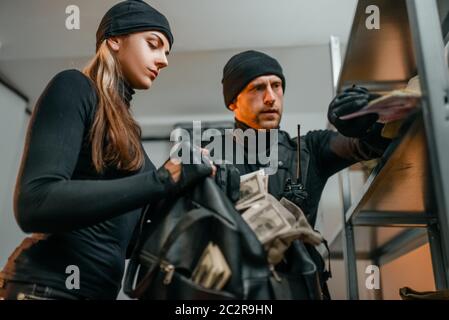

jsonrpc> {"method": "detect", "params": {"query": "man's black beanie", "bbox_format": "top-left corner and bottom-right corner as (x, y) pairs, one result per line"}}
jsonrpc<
(221, 50), (286, 108)
(96, 0), (174, 51)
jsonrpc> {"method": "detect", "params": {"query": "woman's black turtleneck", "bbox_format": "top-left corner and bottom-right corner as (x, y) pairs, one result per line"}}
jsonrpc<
(118, 77), (135, 107)
(0, 69), (167, 299)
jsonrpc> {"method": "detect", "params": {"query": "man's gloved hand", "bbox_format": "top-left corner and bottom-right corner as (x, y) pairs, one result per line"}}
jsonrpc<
(157, 142), (214, 195)
(328, 86), (381, 138)
(215, 164), (241, 203)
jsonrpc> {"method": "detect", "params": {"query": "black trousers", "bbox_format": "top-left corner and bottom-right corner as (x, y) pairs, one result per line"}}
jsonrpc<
(0, 278), (85, 300)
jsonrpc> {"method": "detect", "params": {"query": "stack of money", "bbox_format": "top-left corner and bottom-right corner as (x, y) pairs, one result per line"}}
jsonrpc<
(236, 170), (323, 265)
(192, 242), (231, 290)
(339, 75), (422, 124)
(235, 169), (268, 211)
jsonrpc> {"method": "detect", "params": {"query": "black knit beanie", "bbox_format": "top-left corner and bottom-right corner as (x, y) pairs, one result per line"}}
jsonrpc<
(221, 50), (286, 108)
(96, 0), (174, 51)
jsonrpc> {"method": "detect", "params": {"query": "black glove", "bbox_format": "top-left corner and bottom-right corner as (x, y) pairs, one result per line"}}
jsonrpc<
(328, 86), (381, 138)
(157, 142), (213, 195)
(215, 164), (240, 203)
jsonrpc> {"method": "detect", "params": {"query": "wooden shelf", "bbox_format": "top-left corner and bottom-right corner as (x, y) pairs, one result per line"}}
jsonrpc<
(338, 0), (416, 92)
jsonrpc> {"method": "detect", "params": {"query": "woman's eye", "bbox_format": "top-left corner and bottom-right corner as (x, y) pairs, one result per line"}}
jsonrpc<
(147, 41), (158, 49)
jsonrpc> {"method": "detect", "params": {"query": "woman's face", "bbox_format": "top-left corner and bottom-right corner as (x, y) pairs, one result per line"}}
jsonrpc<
(109, 30), (170, 89)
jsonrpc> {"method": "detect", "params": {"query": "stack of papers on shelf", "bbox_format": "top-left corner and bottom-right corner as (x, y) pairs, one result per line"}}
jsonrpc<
(340, 76), (422, 123)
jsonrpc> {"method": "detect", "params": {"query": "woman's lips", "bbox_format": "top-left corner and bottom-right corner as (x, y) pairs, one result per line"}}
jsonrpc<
(148, 69), (158, 80)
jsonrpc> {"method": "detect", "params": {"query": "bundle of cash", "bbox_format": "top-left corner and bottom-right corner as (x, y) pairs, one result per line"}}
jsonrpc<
(241, 194), (322, 246)
(236, 170), (323, 265)
(242, 198), (292, 245)
(235, 169), (268, 211)
(192, 242), (231, 290)
(339, 76), (422, 123)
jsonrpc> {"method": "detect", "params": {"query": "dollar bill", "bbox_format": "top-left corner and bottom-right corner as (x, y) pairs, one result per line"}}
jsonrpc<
(235, 169), (267, 211)
(236, 170), (323, 265)
(241, 200), (291, 244)
(266, 194), (297, 226)
(279, 197), (322, 245)
(192, 242), (232, 290)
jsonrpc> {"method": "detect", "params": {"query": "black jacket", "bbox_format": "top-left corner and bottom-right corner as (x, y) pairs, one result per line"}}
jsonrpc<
(212, 120), (390, 298)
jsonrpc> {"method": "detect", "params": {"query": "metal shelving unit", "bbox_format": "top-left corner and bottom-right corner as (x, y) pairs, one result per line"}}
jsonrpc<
(328, 0), (449, 299)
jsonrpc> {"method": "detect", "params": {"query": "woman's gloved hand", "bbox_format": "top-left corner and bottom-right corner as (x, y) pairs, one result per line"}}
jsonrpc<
(328, 86), (381, 138)
(157, 142), (215, 195)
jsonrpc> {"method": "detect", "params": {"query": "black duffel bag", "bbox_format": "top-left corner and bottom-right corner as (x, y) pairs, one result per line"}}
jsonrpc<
(124, 177), (323, 300)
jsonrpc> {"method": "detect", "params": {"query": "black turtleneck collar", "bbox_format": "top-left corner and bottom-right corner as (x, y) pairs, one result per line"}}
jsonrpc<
(234, 118), (280, 131)
(234, 118), (252, 131)
(118, 78), (135, 106)
(233, 118), (280, 152)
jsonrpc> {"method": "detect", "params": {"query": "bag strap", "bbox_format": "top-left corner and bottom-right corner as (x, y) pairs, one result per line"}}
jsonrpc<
(124, 203), (152, 297)
(159, 208), (211, 257)
(321, 238), (332, 279)
(124, 207), (211, 298)
(124, 254), (158, 298)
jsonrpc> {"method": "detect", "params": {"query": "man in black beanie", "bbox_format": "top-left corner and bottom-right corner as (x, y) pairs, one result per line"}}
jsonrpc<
(216, 50), (392, 299)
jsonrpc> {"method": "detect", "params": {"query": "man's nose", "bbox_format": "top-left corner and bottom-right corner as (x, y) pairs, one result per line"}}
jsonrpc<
(264, 86), (276, 105)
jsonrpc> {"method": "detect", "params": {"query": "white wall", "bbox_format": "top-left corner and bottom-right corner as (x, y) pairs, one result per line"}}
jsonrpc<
(0, 81), (28, 267)
(0, 44), (334, 122)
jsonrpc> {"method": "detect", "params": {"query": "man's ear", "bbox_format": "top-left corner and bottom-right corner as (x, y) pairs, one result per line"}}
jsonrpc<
(228, 101), (237, 112)
(106, 37), (121, 52)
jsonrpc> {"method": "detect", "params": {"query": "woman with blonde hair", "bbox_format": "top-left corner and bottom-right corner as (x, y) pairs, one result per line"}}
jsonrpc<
(0, 0), (213, 300)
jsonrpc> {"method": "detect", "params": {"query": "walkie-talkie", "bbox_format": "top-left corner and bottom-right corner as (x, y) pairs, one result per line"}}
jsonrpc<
(283, 124), (308, 208)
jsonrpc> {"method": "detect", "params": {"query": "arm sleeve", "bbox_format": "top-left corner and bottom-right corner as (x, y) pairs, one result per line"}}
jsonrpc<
(305, 124), (391, 179)
(14, 70), (168, 233)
